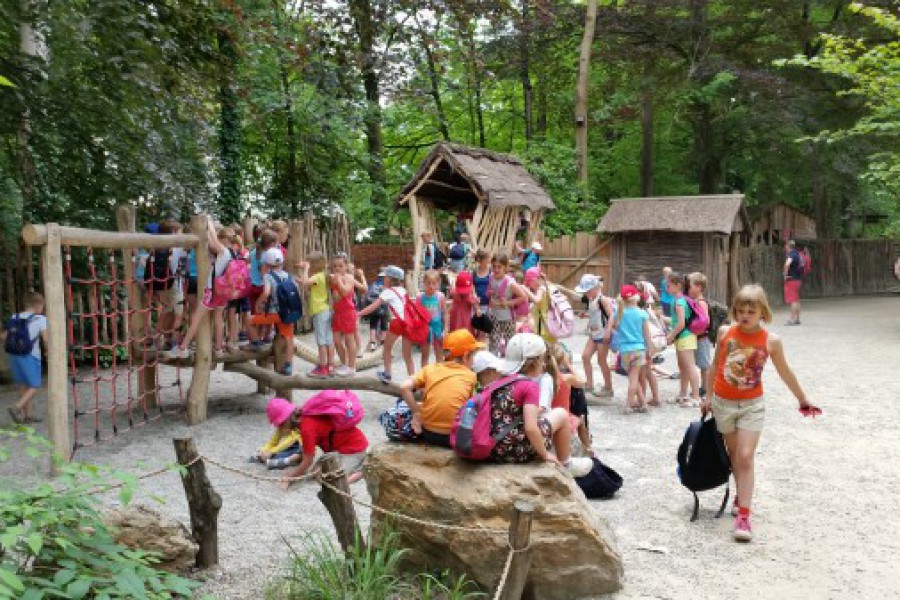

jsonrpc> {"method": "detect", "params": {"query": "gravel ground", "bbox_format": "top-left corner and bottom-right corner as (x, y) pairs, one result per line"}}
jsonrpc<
(2, 296), (898, 599)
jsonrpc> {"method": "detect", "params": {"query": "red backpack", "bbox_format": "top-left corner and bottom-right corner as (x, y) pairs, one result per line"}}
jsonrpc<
(450, 375), (524, 460)
(300, 389), (364, 431)
(798, 248), (812, 277)
(388, 288), (430, 345)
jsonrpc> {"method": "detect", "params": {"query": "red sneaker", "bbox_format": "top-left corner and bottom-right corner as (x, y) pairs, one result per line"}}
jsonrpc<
(308, 366), (329, 379)
(733, 514), (753, 542)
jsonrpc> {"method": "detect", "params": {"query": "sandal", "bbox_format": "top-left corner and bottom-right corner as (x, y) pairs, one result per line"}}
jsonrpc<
(677, 398), (700, 408)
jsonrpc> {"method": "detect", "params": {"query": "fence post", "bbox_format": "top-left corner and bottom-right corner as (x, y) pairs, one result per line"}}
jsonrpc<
(42, 224), (70, 470)
(173, 437), (221, 568)
(187, 215), (212, 424)
(317, 452), (364, 555)
(496, 500), (535, 600)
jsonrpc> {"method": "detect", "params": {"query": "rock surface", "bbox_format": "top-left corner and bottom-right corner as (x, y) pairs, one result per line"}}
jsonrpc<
(365, 444), (623, 599)
(104, 504), (198, 573)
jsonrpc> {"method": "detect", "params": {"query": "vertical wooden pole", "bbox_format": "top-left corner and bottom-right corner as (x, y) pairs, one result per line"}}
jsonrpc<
(173, 438), (221, 568)
(187, 215), (212, 424)
(42, 224), (70, 468)
(23, 237), (34, 292)
(241, 216), (256, 247)
(729, 234), (741, 302)
(317, 452), (364, 555)
(496, 500), (535, 600)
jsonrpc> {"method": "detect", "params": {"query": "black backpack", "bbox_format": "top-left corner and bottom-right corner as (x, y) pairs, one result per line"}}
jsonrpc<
(574, 457), (623, 499)
(677, 415), (731, 521)
(706, 300), (729, 345)
(4, 314), (37, 356)
(449, 243), (466, 260)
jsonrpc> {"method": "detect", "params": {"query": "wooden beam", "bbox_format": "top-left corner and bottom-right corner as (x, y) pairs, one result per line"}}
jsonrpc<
(416, 179), (475, 196)
(397, 157), (445, 207)
(43, 224), (69, 469)
(225, 361), (402, 396)
(557, 238), (612, 285)
(22, 224), (200, 249)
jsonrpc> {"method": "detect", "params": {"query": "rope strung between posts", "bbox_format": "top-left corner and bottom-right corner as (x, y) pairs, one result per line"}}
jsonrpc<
(491, 541), (532, 600)
(89, 454), (204, 494)
(201, 455), (318, 484)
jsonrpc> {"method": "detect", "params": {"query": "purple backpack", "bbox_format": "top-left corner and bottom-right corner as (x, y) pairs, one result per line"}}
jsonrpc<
(450, 374), (524, 460)
(301, 389), (364, 431)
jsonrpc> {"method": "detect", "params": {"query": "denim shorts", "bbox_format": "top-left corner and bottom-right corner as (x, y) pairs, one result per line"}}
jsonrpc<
(9, 354), (42, 389)
(695, 336), (712, 370)
(312, 310), (334, 347)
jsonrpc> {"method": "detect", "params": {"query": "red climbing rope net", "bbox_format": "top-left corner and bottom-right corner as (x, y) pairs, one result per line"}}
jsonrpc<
(64, 245), (186, 457)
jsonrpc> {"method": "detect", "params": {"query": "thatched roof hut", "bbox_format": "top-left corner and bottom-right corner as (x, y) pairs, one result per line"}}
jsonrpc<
(398, 143), (555, 290)
(749, 203), (818, 245)
(597, 194), (750, 303)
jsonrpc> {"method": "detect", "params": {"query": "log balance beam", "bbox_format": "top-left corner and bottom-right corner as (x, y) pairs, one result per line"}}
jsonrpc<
(225, 361), (402, 396)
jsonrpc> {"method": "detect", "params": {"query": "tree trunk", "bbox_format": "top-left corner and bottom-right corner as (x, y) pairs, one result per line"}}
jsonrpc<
(217, 24), (242, 223)
(519, 0), (533, 143)
(575, 0), (598, 186)
(415, 16), (450, 141)
(17, 0), (46, 224)
(272, 0), (299, 216)
(639, 85), (654, 197)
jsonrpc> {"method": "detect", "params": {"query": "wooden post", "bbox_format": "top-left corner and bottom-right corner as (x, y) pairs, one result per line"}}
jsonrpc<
(317, 452), (364, 555)
(187, 215), (212, 424)
(241, 216), (256, 246)
(116, 206), (159, 408)
(42, 224), (70, 468)
(173, 438), (221, 568)
(729, 234), (741, 301)
(496, 500), (534, 600)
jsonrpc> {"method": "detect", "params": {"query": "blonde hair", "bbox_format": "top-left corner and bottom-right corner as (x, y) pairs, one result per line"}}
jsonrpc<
(730, 284), (773, 323)
(308, 251), (326, 269)
(272, 220), (288, 233)
(422, 269), (440, 284)
(217, 226), (234, 242)
(492, 252), (510, 267)
(688, 272), (707, 292)
(24, 291), (44, 309)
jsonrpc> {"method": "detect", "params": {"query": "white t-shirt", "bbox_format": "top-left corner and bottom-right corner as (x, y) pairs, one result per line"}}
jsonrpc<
(380, 286), (407, 318)
(207, 249), (234, 289)
(11, 312), (47, 360)
(537, 373), (554, 411)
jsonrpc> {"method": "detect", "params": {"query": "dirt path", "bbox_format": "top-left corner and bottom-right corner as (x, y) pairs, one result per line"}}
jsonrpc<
(1, 296), (898, 599)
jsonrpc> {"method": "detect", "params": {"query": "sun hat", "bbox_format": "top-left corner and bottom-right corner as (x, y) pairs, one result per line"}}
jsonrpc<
(531, 241), (543, 251)
(444, 329), (485, 358)
(524, 267), (543, 282)
(379, 265), (405, 280)
(471, 351), (502, 374)
(498, 333), (547, 375)
(574, 274), (602, 294)
(455, 271), (474, 295)
(266, 397), (296, 427)
(262, 248), (284, 266)
(620, 284), (640, 300)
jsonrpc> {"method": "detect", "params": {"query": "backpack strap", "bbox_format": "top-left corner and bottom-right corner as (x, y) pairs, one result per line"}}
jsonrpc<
(716, 486), (730, 520)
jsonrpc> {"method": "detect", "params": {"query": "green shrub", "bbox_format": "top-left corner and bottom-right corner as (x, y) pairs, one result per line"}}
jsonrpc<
(0, 427), (201, 599)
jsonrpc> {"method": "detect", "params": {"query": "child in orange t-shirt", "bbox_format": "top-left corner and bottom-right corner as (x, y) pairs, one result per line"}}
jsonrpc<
(702, 284), (820, 543)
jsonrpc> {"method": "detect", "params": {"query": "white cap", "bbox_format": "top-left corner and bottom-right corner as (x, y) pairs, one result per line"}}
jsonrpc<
(471, 351), (501, 374)
(574, 274), (601, 294)
(498, 333), (547, 375)
(531, 241), (543, 251)
(262, 248), (284, 266)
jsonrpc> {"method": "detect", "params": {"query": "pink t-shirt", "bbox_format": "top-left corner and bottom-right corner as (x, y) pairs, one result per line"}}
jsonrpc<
(511, 378), (540, 408)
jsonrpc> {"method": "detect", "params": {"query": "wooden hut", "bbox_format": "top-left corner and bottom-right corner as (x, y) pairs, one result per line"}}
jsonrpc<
(597, 194), (750, 303)
(750, 203), (818, 245)
(397, 143), (555, 290)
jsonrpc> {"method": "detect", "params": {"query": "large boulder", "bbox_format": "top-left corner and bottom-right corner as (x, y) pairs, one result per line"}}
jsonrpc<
(365, 444), (623, 599)
(104, 505), (198, 573)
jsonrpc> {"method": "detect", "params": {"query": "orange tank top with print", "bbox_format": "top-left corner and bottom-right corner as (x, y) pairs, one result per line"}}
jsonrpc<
(713, 326), (770, 400)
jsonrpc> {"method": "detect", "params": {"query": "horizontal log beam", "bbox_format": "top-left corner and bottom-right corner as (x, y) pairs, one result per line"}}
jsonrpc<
(225, 362), (402, 396)
(22, 224), (200, 249)
(154, 347), (273, 368)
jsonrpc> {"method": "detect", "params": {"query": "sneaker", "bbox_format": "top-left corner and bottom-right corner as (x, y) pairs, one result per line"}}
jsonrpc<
(733, 514), (753, 542)
(248, 454), (263, 464)
(308, 366), (329, 378)
(565, 456), (594, 478)
(281, 363), (293, 376)
(376, 370), (392, 384)
(240, 340), (263, 351)
(267, 456), (294, 470)
(334, 365), (355, 377)
(785, 320), (800, 326)
(164, 347), (190, 360)
(597, 387), (614, 399)
(238, 331), (249, 342)
(7, 407), (25, 425)
(367, 341), (378, 352)
(652, 354), (665, 364)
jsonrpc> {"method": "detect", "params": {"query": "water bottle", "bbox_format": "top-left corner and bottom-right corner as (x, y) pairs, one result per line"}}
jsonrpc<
(456, 400), (477, 456)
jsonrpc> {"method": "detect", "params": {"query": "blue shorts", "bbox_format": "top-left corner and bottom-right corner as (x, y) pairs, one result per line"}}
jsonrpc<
(695, 336), (712, 370)
(427, 320), (444, 344)
(9, 354), (42, 389)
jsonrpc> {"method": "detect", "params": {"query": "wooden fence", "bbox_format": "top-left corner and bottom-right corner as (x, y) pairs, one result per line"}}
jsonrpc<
(534, 232), (611, 288)
(737, 239), (900, 305)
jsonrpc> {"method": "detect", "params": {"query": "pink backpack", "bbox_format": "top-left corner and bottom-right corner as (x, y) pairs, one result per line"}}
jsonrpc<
(300, 389), (364, 431)
(684, 296), (710, 336)
(543, 285), (575, 339)
(212, 251), (252, 303)
(450, 374), (524, 460)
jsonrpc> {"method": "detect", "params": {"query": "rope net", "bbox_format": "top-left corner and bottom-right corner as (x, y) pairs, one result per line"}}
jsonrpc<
(64, 245), (186, 457)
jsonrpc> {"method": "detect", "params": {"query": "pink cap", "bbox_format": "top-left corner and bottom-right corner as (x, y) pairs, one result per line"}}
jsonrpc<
(266, 397), (296, 426)
(524, 267), (542, 281)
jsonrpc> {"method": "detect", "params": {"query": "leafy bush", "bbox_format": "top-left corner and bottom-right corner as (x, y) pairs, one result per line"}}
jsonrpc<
(0, 428), (200, 599)
(267, 530), (484, 600)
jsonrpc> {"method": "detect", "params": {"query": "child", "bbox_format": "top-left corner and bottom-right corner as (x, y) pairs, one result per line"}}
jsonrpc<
(519, 267), (557, 345)
(250, 397), (302, 470)
(659, 266), (674, 318)
(665, 271), (701, 406)
(329, 255), (359, 376)
(167, 221), (231, 358)
(272, 220), (289, 255)
(471, 350), (502, 388)
(357, 265), (415, 384)
(574, 274), (614, 399)
(702, 284), (819, 542)
(225, 231), (251, 352)
(250, 249), (297, 375)
(688, 272), (712, 398)
(347, 261), (367, 358)
(546, 345), (593, 456)
(639, 290), (664, 407)
(364, 266), (388, 352)
(398, 329), (482, 447)
(298, 252), (334, 378)
(448, 271), (481, 336)
(615, 285), (653, 413)
(4, 292), (48, 424)
(487, 253), (525, 356)
(512, 270), (532, 332)
(418, 270), (448, 368)
(243, 228), (278, 350)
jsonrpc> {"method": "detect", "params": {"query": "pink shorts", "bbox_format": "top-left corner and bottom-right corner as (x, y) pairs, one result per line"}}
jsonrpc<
(784, 279), (802, 304)
(202, 287), (228, 310)
(332, 307), (358, 334)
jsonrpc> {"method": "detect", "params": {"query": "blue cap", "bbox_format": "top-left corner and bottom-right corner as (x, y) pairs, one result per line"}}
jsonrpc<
(144, 222), (160, 234)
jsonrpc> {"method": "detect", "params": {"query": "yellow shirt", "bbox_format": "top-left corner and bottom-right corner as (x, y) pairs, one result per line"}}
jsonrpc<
(412, 362), (477, 435)
(259, 429), (301, 455)
(531, 292), (557, 345)
(309, 271), (330, 316)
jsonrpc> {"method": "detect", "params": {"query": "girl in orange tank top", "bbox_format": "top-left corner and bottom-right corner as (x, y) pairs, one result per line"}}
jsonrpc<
(701, 284), (820, 544)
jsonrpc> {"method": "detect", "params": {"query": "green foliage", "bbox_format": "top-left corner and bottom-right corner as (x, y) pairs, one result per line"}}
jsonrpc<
(267, 531), (483, 600)
(0, 428), (200, 599)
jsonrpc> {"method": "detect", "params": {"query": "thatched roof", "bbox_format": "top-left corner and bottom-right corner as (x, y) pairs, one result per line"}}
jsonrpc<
(397, 143), (555, 211)
(597, 195), (749, 234)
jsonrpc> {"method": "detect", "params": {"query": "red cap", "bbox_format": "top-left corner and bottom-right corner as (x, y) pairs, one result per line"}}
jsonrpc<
(455, 271), (474, 295)
(620, 284), (640, 299)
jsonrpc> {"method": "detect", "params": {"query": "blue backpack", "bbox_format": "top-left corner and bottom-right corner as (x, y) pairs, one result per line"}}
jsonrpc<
(272, 272), (303, 324)
(5, 314), (37, 356)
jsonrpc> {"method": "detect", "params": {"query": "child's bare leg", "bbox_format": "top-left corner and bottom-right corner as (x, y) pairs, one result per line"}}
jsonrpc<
(626, 366), (642, 409)
(581, 340), (596, 389)
(15, 386), (38, 417)
(420, 341), (430, 369)
(644, 364), (660, 405)
(682, 351), (700, 399)
(723, 429), (761, 510)
(402, 338), (414, 376)
(381, 332), (397, 376)
(433, 338), (443, 362)
(213, 307), (226, 351)
(326, 345), (335, 369)
(598, 344), (612, 390)
(334, 332), (346, 366)
(179, 303), (208, 350)
(546, 407), (572, 462)
(577, 417), (592, 453)
(345, 332), (358, 371)
(676, 350), (690, 398)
